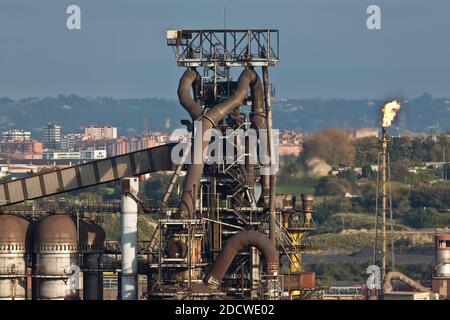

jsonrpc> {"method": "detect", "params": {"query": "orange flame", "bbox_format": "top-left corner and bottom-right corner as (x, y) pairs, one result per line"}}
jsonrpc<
(381, 100), (401, 128)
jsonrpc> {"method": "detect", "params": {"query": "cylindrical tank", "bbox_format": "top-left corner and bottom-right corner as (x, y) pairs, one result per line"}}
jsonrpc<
(0, 215), (29, 300)
(435, 235), (450, 278)
(301, 194), (314, 227)
(433, 235), (450, 300)
(80, 221), (105, 300)
(34, 214), (79, 300)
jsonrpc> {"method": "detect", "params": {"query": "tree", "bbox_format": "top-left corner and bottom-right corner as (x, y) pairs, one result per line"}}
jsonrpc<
(409, 182), (449, 211)
(361, 164), (373, 178)
(389, 160), (411, 183)
(144, 174), (172, 201)
(355, 137), (378, 166)
(444, 163), (450, 181)
(390, 182), (411, 215)
(315, 176), (351, 196)
(337, 170), (358, 184)
(411, 138), (428, 163)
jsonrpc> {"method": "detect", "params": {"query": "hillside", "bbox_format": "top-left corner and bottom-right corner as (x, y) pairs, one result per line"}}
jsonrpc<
(309, 212), (436, 254)
(0, 93), (448, 136)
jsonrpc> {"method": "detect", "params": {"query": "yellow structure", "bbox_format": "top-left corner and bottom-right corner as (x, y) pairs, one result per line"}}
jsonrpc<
(383, 292), (439, 300)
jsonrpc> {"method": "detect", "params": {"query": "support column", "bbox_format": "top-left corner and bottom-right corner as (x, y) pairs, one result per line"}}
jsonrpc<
(120, 177), (139, 300)
(250, 247), (260, 299)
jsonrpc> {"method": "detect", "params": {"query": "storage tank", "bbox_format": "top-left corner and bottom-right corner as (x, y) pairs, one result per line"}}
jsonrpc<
(435, 235), (450, 277)
(0, 215), (30, 300)
(80, 221), (105, 300)
(432, 235), (450, 299)
(34, 214), (79, 300)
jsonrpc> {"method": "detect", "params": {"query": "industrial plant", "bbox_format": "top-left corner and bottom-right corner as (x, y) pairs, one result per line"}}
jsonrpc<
(0, 29), (448, 301)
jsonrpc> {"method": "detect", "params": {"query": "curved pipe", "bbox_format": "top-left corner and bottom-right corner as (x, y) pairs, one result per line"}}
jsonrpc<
(178, 69), (259, 218)
(383, 271), (431, 294)
(178, 69), (204, 120)
(205, 230), (279, 287)
(249, 74), (265, 129)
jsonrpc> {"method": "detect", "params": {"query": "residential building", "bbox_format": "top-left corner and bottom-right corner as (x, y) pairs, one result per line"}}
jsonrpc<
(61, 133), (85, 151)
(85, 125), (118, 140)
(0, 141), (42, 159)
(43, 151), (81, 160)
(2, 129), (31, 142)
(278, 130), (304, 157)
(43, 123), (61, 149)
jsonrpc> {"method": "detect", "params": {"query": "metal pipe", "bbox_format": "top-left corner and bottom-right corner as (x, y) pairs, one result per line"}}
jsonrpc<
(262, 66), (277, 245)
(178, 69), (204, 120)
(383, 271), (430, 294)
(247, 73), (265, 191)
(178, 69), (259, 218)
(205, 230), (279, 287)
(120, 177), (139, 300)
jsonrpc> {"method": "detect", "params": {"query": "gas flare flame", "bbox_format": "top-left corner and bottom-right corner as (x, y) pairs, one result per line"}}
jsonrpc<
(381, 100), (401, 128)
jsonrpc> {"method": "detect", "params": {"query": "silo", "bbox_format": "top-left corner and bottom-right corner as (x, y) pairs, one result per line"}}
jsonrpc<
(433, 235), (450, 300)
(35, 214), (79, 300)
(435, 235), (450, 277)
(80, 221), (105, 300)
(0, 215), (29, 300)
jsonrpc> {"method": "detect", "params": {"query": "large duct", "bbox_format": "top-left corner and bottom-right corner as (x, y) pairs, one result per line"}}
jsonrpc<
(0, 215), (30, 300)
(383, 271), (431, 294)
(205, 230), (279, 287)
(247, 74), (265, 192)
(178, 69), (260, 218)
(178, 69), (204, 120)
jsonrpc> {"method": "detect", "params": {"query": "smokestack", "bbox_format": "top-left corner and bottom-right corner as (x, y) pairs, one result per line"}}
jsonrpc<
(379, 128), (389, 280)
(120, 178), (139, 300)
(375, 100), (401, 280)
(301, 194), (314, 228)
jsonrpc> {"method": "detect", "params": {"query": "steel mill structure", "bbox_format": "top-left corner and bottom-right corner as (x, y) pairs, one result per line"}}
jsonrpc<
(0, 30), (447, 301)
(0, 29), (320, 300)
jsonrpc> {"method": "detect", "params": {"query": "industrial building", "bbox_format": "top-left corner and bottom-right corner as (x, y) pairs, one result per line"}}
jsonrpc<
(0, 29), (447, 301)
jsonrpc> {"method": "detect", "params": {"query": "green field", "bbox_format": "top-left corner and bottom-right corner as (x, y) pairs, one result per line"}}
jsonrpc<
(276, 176), (320, 196)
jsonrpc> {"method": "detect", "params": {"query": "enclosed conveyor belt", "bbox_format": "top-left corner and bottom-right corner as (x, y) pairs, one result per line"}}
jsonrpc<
(0, 143), (176, 207)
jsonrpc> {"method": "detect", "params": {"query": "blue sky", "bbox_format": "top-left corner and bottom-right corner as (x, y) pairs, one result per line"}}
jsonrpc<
(1, 0), (449, 99)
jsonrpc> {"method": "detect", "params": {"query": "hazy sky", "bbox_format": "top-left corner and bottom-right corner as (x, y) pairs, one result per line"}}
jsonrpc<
(1, 0), (450, 99)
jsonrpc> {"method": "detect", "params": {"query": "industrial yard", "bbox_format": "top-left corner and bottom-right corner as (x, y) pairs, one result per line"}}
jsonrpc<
(0, 2), (449, 312)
